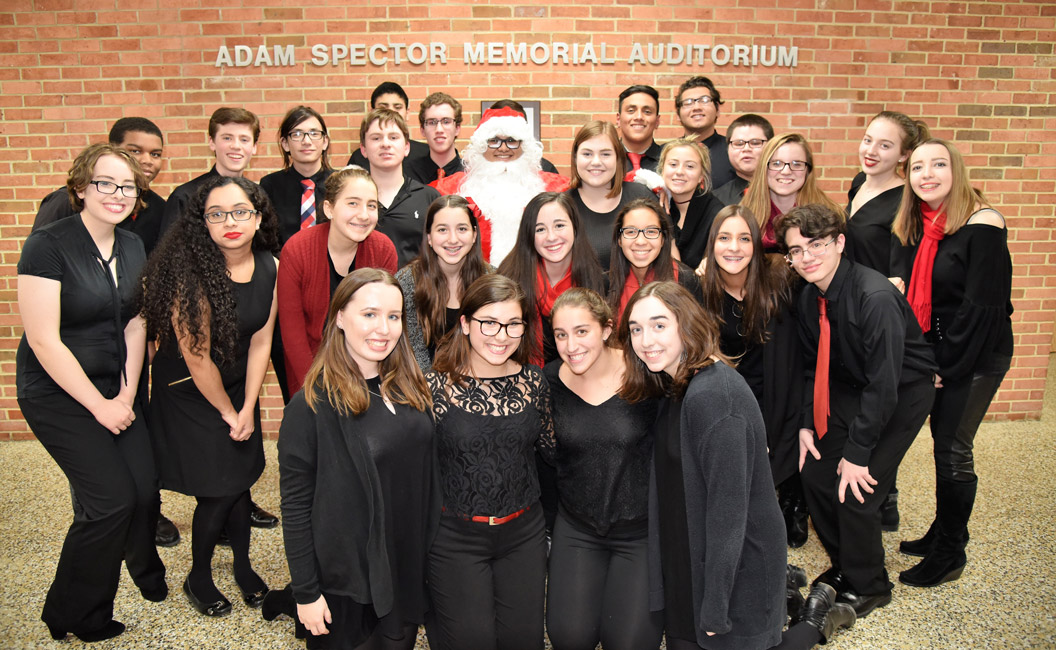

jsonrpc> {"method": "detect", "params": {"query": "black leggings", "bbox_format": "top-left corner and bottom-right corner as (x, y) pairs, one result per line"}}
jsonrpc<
(546, 510), (662, 650)
(188, 490), (264, 600)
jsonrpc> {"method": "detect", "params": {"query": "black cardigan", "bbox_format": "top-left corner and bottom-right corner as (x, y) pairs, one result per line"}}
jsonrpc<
(278, 389), (441, 610)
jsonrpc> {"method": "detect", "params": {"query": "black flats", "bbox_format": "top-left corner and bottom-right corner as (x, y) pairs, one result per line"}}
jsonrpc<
(241, 587), (269, 609)
(183, 578), (232, 617)
(47, 620), (125, 643)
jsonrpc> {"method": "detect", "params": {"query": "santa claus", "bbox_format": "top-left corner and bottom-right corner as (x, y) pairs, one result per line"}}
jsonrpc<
(433, 106), (569, 263)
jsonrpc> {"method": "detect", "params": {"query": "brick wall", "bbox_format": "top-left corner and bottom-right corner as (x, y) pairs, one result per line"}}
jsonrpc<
(1, 0), (1053, 439)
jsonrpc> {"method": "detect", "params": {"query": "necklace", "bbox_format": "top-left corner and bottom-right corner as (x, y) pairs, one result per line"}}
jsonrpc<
(367, 388), (396, 415)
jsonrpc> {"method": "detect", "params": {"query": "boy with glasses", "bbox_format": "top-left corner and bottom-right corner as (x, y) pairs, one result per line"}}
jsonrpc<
(714, 114), (774, 206)
(777, 204), (937, 620)
(407, 92), (465, 185)
(675, 76), (735, 188)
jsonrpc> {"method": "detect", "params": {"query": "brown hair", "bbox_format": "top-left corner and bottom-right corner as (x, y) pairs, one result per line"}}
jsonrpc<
(607, 199), (676, 307)
(359, 108), (410, 145)
(658, 138), (712, 194)
(419, 92), (463, 127)
(411, 195), (489, 348)
(569, 120), (626, 199)
(208, 107), (260, 142)
(618, 281), (729, 401)
(321, 168), (378, 225)
(699, 204), (790, 344)
(774, 203), (847, 252)
(278, 105), (331, 171)
(870, 111), (930, 157)
(740, 133), (844, 231)
(892, 138), (990, 245)
(432, 274), (531, 386)
(66, 143), (147, 214)
(303, 268), (431, 415)
(550, 287), (614, 346)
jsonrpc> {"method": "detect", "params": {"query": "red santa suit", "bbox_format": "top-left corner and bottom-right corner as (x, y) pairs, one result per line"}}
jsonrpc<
(433, 106), (569, 264)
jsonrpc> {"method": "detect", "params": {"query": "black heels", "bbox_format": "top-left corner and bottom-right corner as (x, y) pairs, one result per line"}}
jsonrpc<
(183, 578), (232, 617)
(47, 620), (125, 643)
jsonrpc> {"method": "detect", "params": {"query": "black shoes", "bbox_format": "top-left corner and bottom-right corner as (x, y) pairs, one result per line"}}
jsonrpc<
(139, 580), (169, 603)
(779, 481), (810, 548)
(47, 620), (125, 643)
(155, 513), (180, 547)
(899, 521), (937, 557)
(786, 565), (808, 620)
(880, 490), (900, 532)
(241, 586), (269, 609)
(812, 568), (890, 618)
(796, 583), (856, 644)
(183, 578), (233, 617)
(262, 584), (297, 621)
(250, 501), (279, 528)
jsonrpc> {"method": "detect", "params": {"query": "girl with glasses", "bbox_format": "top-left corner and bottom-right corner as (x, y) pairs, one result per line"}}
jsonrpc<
(278, 268), (438, 650)
(139, 175), (280, 618)
(891, 139), (1013, 588)
(17, 144), (165, 642)
(741, 134), (843, 254)
(565, 121), (659, 272)
(397, 195), (491, 372)
(608, 198), (702, 323)
(425, 274), (555, 650)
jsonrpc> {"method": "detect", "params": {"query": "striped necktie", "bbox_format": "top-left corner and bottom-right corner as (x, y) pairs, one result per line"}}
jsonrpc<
(300, 179), (316, 230)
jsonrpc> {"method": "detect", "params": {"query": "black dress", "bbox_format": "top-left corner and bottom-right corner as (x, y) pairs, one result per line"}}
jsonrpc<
(568, 183), (657, 272)
(151, 249), (275, 497)
(845, 171), (903, 276)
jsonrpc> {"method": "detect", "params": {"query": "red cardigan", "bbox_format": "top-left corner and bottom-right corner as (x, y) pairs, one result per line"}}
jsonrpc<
(277, 222), (398, 395)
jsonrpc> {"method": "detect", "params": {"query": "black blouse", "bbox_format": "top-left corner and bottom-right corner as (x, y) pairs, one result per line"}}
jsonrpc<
(845, 172), (903, 276)
(427, 366), (555, 517)
(717, 292), (765, 402)
(543, 361), (656, 537)
(670, 191), (725, 271)
(568, 183), (658, 272)
(260, 166), (334, 247)
(16, 215), (146, 399)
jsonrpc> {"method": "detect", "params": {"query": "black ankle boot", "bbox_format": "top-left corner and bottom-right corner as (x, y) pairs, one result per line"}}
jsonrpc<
(900, 478), (976, 588)
(796, 583), (856, 644)
(779, 480), (809, 548)
(880, 489), (900, 532)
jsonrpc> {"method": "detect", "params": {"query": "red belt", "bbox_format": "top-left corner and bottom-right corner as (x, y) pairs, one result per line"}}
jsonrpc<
(446, 505), (530, 526)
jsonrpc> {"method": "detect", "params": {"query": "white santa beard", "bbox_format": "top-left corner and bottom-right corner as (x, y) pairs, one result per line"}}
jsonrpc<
(460, 156), (546, 264)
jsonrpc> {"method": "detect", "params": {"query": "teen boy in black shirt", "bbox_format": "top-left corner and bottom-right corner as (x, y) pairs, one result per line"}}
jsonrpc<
(406, 92), (465, 185)
(347, 81), (429, 169)
(777, 204), (937, 619)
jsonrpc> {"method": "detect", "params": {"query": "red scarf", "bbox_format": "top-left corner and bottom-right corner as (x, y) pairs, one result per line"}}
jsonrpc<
(906, 201), (947, 333)
(615, 261), (680, 323)
(532, 263), (573, 366)
(762, 200), (786, 250)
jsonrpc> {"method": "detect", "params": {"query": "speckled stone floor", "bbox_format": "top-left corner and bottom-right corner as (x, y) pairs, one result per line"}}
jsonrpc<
(2, 359), (1055, 649)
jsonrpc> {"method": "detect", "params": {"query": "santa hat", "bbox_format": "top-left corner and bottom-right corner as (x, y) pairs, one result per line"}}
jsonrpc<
(471, 106), (535, 145)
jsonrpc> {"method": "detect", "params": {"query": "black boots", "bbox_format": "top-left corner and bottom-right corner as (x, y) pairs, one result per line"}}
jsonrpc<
(779, 478), (809, 548)
(899, 520), (937, 557)
(786, 564), (808, 620)
(795, 583), (856, 645)
(899, 478), (976, 587)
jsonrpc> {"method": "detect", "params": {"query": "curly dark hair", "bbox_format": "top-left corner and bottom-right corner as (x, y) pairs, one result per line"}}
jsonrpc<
(138, 176), (280, 366)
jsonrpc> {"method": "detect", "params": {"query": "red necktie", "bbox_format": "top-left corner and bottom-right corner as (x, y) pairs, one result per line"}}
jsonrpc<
(300, 179), (316, 230)
(814, 297), (830, 439)
(627, 152), (643, 171)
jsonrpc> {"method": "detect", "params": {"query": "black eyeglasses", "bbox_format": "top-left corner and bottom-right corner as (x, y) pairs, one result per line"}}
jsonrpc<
(486, 137), (521, 150)
(424, 118), (458, 128)
(730, 138), (768, 149)
(88, 180), (140, 198)
(288, 130), (326, 142)
(204, 209), (259, 224)
(471, 318), (526, 338)
(768, 160), (810, 172)
(620, 226), (663, 240)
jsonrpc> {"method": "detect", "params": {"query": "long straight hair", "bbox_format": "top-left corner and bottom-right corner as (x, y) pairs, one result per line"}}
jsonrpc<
(303, 268), (430, 415)
(432, 274), (532, 386)
(740, 133), (844, 231)
(411, 195), (489, 348)
(497, 192), (606, 361)
(699, 205), (790, 345)
(568, 120), (626, 199)
(607, 198), (675, 307)
(892, 138), (990, 245)
(618, 281), (729, 402)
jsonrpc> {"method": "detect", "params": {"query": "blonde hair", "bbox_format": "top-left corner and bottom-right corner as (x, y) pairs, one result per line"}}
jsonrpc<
(740, 133), (844, 231)
(658, 138), (712, 193)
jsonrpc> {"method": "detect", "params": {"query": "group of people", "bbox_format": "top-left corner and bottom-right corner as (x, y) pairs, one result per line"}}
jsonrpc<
(16, 75), (1013, 650)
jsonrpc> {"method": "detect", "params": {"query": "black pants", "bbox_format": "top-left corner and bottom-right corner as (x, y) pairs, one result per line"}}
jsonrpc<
(426, 505), (546, 650)
(20, 393), (165, 634)
(546, 510), (662, 650)
(800, 378), (934, 595)
(665, 623), (820, 650)
(930, 364), (1009, 483)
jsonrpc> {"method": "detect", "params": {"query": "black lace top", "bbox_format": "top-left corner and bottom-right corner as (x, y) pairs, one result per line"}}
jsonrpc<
(427, 365), (556, 517)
